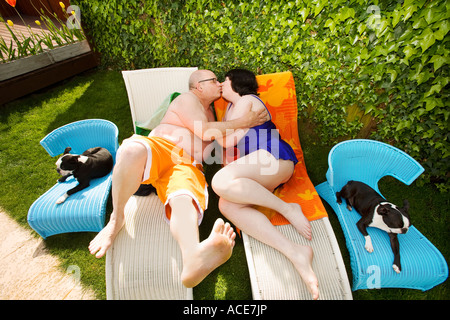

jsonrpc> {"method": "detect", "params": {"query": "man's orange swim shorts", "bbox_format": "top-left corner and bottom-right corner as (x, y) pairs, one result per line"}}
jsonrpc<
(119, 135), (208, 225)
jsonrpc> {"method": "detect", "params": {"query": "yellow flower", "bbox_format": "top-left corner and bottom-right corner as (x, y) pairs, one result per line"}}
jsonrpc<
(71, 10), (75, 16)
(35, 20), (41, 26)
(59, 2), (65, 9)
(7, 20), (13, 27)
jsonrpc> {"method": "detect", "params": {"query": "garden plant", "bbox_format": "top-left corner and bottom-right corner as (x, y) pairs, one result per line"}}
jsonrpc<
(0, 0), (86, 62)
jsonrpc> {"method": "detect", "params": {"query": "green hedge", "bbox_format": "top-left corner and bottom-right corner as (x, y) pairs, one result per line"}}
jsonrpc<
(74, 0), (449, 189)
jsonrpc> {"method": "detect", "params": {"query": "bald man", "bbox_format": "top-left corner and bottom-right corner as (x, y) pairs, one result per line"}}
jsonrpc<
(89, 70), (266, 288)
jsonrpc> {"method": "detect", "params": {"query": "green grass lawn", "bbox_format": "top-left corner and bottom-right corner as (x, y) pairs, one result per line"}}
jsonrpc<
(0, 69), (448, 300)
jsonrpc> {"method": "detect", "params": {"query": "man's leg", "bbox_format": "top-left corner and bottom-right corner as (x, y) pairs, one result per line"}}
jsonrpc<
(168, 195), (235, 288)
(89, 142), (148, 258)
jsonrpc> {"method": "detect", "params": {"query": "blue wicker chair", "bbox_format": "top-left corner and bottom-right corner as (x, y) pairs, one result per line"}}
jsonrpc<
(28, 119), (119, 239)
(315, 139), (448, 291)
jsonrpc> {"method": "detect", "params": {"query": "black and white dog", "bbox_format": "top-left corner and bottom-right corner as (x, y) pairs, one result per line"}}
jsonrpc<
(336, 180), (410, 273)
(55, 147), (113, 204)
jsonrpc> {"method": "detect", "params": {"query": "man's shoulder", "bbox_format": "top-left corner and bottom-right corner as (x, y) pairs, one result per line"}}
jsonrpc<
(172, 91), (198, 104)
(170, 92), (202, 112)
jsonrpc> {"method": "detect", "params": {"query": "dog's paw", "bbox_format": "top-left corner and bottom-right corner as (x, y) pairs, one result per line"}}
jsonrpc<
(364, 236), (374, 253)
(56, 194), (68, 204)
(392, 264), (401, 274)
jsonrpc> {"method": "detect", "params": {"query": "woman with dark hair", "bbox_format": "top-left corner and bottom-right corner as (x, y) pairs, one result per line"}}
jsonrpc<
(212, 69), (319, 300)
(223, 68), (259, 96)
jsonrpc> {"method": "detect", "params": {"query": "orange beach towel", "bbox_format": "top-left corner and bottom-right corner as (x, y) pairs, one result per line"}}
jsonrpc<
(214, 71), (328, 225)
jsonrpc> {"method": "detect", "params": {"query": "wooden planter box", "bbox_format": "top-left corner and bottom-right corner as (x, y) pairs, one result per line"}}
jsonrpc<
(0, 40), (98, 105)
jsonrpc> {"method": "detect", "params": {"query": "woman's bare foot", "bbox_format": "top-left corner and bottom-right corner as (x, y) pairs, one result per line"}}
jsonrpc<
(89, 214), (124, 258)
(282, 203), (312, 240)
(290, 244), (319, 300)
(181, 218), (236, 288)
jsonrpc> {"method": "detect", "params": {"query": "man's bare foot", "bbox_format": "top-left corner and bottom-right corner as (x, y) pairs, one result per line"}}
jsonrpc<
(283, 203), (312, 240)
(291, 244), (319, 300)
(181, 218), (236, 288)
(89, 216), (124, 258)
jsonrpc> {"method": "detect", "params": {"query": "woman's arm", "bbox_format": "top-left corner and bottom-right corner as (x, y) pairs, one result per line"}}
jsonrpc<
(216, 98), (254, 148)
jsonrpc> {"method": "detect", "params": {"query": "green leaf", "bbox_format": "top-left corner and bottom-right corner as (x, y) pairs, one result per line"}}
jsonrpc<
(429, 55), (448, 71)
(337, 7), (355, 22)
(422, 8), (435, 25)
(375, 19), (390, 37)
(403, 0), (416, 8)
(298, 8), (310, 23)
(423, 129), (435, 139)
(396, 120), (410, 131)
(420, 28), (436, 53)
(324, 19), (336, 32)
(403, 4), (418, 22)
(417, 69), (433, 85)
(433, 20), (449, 41)
(422, 7), (444, 25)
(387, 69), (398, 82)
(403, 45), (417, 59)
(391, 10), (402, 28)
(314, 1), (326, 17)
(412, 17), (428, 29)
(398, 25), (414, 41)
(423, 97), (443, 111)
(424, 83), (442, 98)
(373, 45), (389, 57)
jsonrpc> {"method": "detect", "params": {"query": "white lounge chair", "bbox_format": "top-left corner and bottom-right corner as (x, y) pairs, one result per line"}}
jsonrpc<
(214, 71), (353, 300)
(105, 67), (197, 300)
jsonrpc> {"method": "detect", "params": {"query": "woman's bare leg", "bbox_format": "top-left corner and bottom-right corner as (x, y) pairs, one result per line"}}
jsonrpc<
(212, 150), (311, 240)
(212, 150), (318, 299)
(218, 199), (319, 300)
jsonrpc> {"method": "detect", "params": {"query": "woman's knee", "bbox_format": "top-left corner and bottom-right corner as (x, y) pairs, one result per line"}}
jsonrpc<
(211, 169), (234, 196)
(218, 198), (239, 218)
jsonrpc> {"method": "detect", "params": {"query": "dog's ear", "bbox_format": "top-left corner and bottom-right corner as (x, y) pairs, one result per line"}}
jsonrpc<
(63, 147), (72, 154)
(378, 206), (389, 216)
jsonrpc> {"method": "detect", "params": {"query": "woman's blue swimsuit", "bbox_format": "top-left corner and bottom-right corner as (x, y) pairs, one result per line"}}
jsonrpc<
(229, 95), (298, 165)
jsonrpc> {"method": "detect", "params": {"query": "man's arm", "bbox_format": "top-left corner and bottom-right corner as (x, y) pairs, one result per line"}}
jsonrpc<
(174, 94), (267, 141)
(202, 107), (266, 141)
